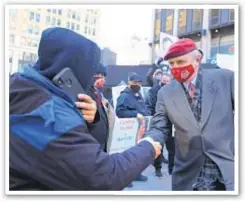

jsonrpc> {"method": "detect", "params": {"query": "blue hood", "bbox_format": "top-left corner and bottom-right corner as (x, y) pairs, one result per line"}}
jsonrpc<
(33, 27), (101, 90)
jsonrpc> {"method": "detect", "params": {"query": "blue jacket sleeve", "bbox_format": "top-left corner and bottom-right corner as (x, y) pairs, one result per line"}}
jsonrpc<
(115, 94), (138, 118)
(33, 125), (155, 190)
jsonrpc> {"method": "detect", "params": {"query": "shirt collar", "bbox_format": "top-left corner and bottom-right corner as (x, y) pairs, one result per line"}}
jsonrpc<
(183, 72), (197, 89)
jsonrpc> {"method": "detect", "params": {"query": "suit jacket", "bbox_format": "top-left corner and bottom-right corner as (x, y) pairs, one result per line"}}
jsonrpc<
(87, 87), (116, 152)
(87, 88), (109, 151)
(148, 68), (234, 190)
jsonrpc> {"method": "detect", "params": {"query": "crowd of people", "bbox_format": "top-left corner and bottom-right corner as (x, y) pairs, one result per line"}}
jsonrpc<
(9, 27), (234, 191)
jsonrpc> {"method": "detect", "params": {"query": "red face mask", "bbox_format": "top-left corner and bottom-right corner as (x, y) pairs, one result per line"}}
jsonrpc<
(170, 64), (195, 82)
(95, 79), (105, 88)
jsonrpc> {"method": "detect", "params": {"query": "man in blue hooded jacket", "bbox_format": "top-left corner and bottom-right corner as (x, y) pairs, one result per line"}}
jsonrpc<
(9, 27), (162, 190)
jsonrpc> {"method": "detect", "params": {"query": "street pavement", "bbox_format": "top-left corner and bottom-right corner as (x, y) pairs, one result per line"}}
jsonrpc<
(123, 148), (172, 191)
(123, 163), (172, 191)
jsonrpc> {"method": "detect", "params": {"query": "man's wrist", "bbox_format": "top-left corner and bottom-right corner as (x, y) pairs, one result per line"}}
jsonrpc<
(138, 137), (155, 145)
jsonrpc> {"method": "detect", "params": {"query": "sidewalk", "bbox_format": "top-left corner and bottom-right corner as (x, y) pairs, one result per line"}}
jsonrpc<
(123, 163), (172, 191)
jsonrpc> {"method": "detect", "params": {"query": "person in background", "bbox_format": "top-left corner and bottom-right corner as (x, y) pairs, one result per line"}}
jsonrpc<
(145, 71), (175, 177)
(145, 38), (234, 190)
(116, 72), (151, 183)
(78, 64), (115, 153)
(116, 72), (150, 120)
(146, 58), (163, 87)
(9, 27), (162, 190)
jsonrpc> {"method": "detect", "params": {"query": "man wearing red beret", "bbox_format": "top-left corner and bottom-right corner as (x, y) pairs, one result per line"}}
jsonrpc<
(146, 38), (234, 191)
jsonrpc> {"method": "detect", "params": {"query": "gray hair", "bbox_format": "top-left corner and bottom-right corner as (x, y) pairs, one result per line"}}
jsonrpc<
(190, 49), (200, 57)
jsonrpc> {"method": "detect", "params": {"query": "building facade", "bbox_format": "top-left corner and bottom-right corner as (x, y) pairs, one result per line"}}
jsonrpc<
(101, 48), (117, 66)
(150, 9), (234, 63)
(8, 8), (101, 74)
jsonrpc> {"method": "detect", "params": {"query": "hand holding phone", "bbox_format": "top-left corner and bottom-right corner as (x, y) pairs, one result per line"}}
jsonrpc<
(75, 94), (97, 124)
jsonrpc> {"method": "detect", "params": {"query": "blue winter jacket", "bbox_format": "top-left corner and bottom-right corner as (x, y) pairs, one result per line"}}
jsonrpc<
(9, 27), (155, 190)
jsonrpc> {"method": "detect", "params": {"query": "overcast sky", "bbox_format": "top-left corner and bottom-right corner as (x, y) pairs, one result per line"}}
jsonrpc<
(97, 6), (153, 64)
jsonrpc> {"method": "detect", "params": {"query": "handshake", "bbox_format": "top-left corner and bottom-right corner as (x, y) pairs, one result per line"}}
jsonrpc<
(138, 137), (162, 159)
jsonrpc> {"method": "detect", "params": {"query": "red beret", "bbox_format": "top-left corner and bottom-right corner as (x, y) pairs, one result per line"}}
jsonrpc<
(163, 38), (197, 60)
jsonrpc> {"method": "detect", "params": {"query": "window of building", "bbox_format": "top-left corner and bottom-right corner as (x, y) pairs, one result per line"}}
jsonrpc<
(155, 19), (161, 37)
(30, 12), (35, 20)
(20, 36), (27, 46)
(76, 24), (80, 31)
(229, 9), (234, 22)
(10, 9), (18, 17)
(21, 52), (25, 60)
(23, 10), (29, 20)
(21, 24), (28, 33)
(27, 38), (32, 47)
(93, 18), (96, 24)
(193, 9), (202, 31)
(18, 52), (24, 60)
(85, 15), (89, 23)
(67, 10), (71, 18)
(30, 53), (38, 62)
(155, 9), (161, 20)
(46, 16), (51, 24)
(72, 12), (76, 19)
(67, 22), (70, 28)
(71, 23), (75, 30)
(92, 28), (95, 36)
(34, 26), (39, 35)
(210, 9), (220, 26)
(9, 50), (13, 61)
(28, 24), (33, 34)
(77, 13), (80, 21)
(220, 35), (234, 45)
(10, 9), (18, 21)
(58, 9), (62, 15)
(23, 52), (32, 61)
(85, 26), (87, 34)
(47, 9), (51, 12)
(36, 13), (40, 22)
(165, 9), (174, 33)
(9, 34), (15, 44)
(211, 9), (220, 18)
(52, 17), (56, 26)
(10, 21), (17, 31)
(53, 9), (56, 14)
(32, 39), (38, 48)
(178, 9), (187, 34)
(211, 35), (234, 57)
(88, 28), (91, 35)
(57, 19), (61, 26)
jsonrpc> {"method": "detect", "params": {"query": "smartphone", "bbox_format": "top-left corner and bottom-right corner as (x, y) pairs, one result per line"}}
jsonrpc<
(52, 67), (86, 101)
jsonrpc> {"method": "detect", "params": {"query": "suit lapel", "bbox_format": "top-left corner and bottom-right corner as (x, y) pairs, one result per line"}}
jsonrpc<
(171, 81), (198, 127)
(200, 70), (218, 129)
(92, 91), (108, 127)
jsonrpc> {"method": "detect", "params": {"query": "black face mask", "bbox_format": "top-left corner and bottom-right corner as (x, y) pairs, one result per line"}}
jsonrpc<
(130, 85), (141, 93)
(160, 83), (166, 87)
